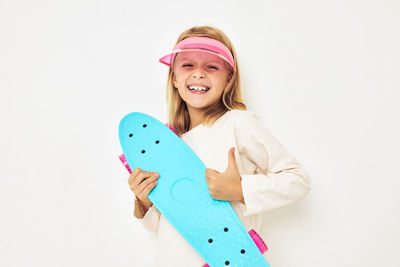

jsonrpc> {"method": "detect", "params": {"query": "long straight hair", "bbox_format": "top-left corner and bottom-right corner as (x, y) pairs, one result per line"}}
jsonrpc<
(165, 25), (247, 136)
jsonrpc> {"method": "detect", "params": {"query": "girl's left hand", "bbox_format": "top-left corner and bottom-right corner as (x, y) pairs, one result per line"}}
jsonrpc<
(205, 147), (244, 202)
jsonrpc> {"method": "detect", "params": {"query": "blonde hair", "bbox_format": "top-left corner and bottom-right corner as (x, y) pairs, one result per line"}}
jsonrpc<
(165, 25), (247, 136)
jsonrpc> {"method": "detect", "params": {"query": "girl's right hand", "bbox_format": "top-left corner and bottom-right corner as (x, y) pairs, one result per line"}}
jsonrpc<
(128, 167), (160, 211)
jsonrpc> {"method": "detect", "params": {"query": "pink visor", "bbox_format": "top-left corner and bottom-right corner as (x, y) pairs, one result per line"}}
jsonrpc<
(159, 36), (236, 73)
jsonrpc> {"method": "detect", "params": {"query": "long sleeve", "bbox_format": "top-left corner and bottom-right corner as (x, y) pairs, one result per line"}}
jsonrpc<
(134, 199), (161, 234)
(233, 111), (311, 216)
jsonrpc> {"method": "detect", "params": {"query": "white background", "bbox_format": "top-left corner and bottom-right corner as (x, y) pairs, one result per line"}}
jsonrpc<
(1, 0), (399, 266)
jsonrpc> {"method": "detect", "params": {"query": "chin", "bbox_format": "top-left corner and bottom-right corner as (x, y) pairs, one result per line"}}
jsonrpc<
(187, 101), (212, 109)
(189, 104), (209, 110)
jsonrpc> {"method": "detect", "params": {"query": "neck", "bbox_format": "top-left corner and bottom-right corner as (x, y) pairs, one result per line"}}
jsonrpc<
(187, 104), (227, 130)
(187, 107), (205, 130)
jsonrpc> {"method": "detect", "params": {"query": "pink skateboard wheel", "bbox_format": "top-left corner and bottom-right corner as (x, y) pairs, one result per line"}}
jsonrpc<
(249, 229), (268, 254)
(165, 122), (179, 136)
(119, 154), (132, 174)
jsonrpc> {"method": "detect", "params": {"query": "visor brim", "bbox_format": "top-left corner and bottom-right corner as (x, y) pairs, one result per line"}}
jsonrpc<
(159, 49), (236, 73)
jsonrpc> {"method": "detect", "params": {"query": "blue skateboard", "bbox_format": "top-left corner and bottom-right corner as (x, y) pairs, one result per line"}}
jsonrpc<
(119, 112), (270, 267)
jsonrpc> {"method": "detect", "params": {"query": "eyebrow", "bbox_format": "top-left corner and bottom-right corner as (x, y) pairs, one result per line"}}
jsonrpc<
(178, 57), (223, 65)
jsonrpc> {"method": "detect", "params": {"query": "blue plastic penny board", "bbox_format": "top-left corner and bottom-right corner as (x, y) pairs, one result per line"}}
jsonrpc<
(119, 112), (270, 267)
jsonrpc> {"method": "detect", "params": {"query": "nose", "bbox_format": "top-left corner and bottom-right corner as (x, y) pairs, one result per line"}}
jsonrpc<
(192, 67), (206, 79)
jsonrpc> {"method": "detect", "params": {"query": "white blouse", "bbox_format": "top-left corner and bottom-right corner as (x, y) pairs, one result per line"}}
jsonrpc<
(136, 109), (311, 267)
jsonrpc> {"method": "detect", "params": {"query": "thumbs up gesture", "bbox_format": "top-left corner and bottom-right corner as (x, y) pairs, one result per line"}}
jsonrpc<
(205, 147), (244, 202)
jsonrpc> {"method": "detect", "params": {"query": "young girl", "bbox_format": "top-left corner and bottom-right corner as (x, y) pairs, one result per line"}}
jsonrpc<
(127, 25), (311, 266)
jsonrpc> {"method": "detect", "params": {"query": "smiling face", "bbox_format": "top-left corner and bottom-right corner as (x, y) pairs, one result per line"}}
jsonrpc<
(172, 51), (232, 116)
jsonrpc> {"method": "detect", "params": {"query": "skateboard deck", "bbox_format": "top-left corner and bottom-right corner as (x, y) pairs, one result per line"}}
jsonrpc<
(119, 112), (270, 267)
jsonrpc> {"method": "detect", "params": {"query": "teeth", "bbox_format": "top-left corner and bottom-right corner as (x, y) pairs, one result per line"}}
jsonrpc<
(188, 86), (209, 92)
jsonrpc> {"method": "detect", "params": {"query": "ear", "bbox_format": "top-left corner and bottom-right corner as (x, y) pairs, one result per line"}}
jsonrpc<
(172, 72), (177, 88)
(226, 73), (233, 86)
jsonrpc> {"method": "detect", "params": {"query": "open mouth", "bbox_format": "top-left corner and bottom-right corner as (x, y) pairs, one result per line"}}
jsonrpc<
(187, 85), (210, 92)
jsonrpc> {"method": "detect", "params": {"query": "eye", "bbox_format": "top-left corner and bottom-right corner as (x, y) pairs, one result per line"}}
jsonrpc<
(208, 65), (219, 70)
(182, 64), (193, 67)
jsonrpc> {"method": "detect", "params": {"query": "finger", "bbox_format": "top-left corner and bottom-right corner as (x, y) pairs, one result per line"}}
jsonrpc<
(227, 147), (237, 171)
(139, 171), (153, 182)
(133, 171), (153, 188)
(141, 180), (158, 199)
(204, 169), (211, 183)
(138, 173), (159, 196)
(154, 171), (160, 179)
(205, 168), (216, 176)
(128, 167), (141, 185)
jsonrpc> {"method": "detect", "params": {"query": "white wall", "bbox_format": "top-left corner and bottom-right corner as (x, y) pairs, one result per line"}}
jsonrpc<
(1, 0), (399, 266)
